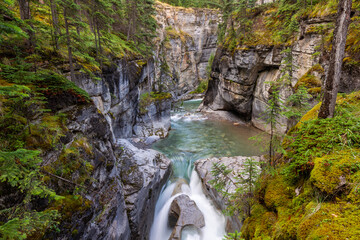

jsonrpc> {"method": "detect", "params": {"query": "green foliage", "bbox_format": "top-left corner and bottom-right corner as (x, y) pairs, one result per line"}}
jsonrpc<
(190, 79), (209, 94)
(284, 85), (311, 120)
(282, 94), (360, 182)
(223, 230), (244, 240)
(0, 0), (27, 44)
(0, 63), (90, 103)
(264, 81), (284, 166)
(241, 92), (360, 240)
(210, 157), (261, 218)
(0, 149), (62, 239)
(139, 91), (172, 114)
(159, 0), (222, 8)
(206, 53), (215, 79)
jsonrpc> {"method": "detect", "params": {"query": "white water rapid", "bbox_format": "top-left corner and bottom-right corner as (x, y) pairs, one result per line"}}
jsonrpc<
(150, 171), (226, 240)
(149, 99), (264, 240)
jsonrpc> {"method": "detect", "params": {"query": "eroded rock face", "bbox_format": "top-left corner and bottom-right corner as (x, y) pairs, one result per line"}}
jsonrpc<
(201, 18), (360, 133)
(134, 99), (172, 139)
(42, 105), (130, 240)
(73, 59), (171, 140)
(155, 2), (220, 96)
(168, 194), (205, 240)
(117, 139), (172, 240)
(43, 104), (171, 240)
(194, 156), (262, 233)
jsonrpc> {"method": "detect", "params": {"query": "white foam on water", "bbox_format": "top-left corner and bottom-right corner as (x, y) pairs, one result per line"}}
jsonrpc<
(188, 170), (226, 240)
(150, 183), (178, 240)
(150, 170), (226, 240)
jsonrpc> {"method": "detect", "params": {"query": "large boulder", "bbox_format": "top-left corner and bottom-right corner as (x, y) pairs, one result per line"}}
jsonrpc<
(168, 194), (205, 240)
(194, 156), (262, 233)
(117, 139), (172, 240)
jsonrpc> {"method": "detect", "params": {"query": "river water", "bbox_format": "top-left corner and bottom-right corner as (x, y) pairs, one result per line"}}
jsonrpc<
(149, 99), (265, 240)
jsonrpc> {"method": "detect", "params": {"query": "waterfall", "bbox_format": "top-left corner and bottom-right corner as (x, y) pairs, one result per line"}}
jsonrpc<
(149, 99), (265, 240)
(150, 171), (225, 240)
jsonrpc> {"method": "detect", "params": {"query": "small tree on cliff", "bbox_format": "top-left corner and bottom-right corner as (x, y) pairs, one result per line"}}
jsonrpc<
(318, 0), (352, 119)
(210, 157), (260, 219)
(265, 81), (283, 166)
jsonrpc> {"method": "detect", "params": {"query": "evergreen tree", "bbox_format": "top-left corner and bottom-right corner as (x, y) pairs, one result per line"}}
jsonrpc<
(210, 157), (261, 219)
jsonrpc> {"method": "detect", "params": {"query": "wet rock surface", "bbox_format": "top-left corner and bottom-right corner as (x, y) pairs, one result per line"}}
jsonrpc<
(134, 99), (172, 139)
(73, 59), (172, 140)
(117, 139), (172, 240)
(168, 194), (205, 240)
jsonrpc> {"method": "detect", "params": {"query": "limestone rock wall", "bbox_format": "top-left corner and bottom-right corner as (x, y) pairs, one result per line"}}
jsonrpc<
(201, 18), (360, 133)
(155, 2), (220, 96)
(73, 58), (171, 140)
(43, 104), (171, 240)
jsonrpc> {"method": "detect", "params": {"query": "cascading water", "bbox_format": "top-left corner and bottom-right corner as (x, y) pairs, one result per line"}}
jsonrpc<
(150, 99), (264, 240)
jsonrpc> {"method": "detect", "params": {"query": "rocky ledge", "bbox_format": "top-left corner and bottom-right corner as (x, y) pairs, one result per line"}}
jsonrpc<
(194, 156), (262, 233)
(43, 104), (171, 240)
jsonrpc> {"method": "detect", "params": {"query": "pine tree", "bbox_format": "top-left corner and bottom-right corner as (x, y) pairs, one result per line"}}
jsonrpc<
(0, 149), (61, 240)
(210, 157), (261, 218)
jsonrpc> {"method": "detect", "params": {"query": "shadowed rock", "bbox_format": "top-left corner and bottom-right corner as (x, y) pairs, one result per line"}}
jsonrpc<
(168, 194), (205, 240)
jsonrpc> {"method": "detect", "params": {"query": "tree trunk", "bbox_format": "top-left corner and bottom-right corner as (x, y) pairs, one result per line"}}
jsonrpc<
(64, 7), (75, 81)
(18, 0), (31, 20)
(50, 0), (60, 50)
(318, 0), (352, 119)
(18, 0), (35, 48)
(96, 22), (103, 69)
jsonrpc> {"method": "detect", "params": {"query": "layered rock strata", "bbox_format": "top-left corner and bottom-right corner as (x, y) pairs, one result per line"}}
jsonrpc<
(73, 59), (171, 140)
(201, 18), (360, 133)
(155, 2), (220, 96)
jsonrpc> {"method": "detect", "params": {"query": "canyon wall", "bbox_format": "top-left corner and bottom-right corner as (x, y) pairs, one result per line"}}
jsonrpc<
(42, 103), (171, 240)
(59, 4), (220, 239)
(201, 18), (360, 133)
(155, 2), (220, 96)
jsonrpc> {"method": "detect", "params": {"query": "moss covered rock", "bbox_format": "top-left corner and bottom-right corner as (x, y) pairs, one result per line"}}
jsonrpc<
(241, 91), (360, 239)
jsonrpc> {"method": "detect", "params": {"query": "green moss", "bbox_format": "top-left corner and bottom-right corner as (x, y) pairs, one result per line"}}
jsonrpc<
(241, 91), (360, 239)
(310, 150), (360, 195)
(298, 202), (360, 240)
(293, 102), (321, 129)
(165, 26), (190, 44)
(241, 204), (268, 239)
(190, 79), (208, 94)
(48, 136), (95, 189)
(295, 64), (324, 96)
(139, 91), (172, 114)
(50, 195), (92, 221)
(264, 176), (293, 209)
(26, 113), (67, 150)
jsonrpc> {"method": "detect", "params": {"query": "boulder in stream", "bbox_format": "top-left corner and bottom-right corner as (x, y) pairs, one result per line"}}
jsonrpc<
(168, 194), (205, 240)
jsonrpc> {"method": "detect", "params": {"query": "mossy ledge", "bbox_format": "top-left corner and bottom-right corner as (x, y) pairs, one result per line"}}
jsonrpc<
(242, 91), (360, 239)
